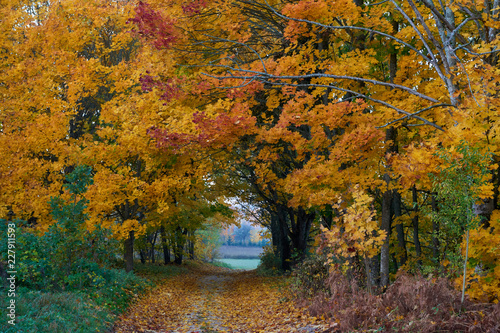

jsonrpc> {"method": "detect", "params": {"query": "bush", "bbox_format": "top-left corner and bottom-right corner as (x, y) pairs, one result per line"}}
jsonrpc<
(289, 253), (330, 302)
(0, 166), (120, 291)
(88, 268), (152, 314)
(0, 268), (151, 333)
(256, 245), (281, 275)
(298, 269), (500, 332)
(2, 221), (119, 291)
(0, 166), (154, 332)
(133, 262), (188, 284)
(0, 289), (114, 333)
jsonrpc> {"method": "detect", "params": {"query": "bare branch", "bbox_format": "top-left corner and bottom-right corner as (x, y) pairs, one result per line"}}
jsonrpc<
(258, 80), (446, 131)
(262, 0), (435, 64)
(202, 69), (441, 103)
(389, 0), (448, 84)
(378, 103), (454, 128)
(419, 0), (471, 48)
(406, 0), (449, 72)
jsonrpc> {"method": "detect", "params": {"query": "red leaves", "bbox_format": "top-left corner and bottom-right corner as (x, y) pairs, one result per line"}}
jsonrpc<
(128, 1), (178, 50)
(139, 73), (181, 103)
(192, 110), (256, 148)
(182, 0), (207, 14)
(148, 107), (256, 152)
(148, 127), (198, 151)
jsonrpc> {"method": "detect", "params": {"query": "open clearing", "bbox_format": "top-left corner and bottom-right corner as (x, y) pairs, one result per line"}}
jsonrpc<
(216, 258), (261, 270)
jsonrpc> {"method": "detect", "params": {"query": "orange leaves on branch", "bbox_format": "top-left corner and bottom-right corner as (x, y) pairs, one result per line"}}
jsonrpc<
(282, 0), (361, 41)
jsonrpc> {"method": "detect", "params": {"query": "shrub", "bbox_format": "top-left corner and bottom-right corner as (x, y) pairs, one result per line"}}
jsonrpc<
(0, 289), (114, 333)
(0, 166), (119, 291)
(256, 245), (281, 275)
(289, 253), (330, 302)
(88, 268), (152, 313)
(0, 166), (154, 331)
(299, 269), (500, 332)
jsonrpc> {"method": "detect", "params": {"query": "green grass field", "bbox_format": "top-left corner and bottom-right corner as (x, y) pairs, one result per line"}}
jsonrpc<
(216, 259), (261, 270)
(217, 245), (263, 259)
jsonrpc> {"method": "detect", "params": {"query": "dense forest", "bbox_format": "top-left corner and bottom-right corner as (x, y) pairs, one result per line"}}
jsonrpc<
(1, 0), (500, 331)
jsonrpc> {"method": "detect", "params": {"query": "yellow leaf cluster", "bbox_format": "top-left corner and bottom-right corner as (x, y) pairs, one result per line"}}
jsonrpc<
(321, 185), (386, 262)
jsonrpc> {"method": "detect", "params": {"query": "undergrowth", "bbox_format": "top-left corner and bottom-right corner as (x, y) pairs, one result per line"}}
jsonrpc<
(0, 167), (183, 332)
(0, 289), (114, 333)
(292, 267), (500, 332)
(256, 245), (281, 276)
(134, 262), (188, 283)
(0, 262), (188, 332)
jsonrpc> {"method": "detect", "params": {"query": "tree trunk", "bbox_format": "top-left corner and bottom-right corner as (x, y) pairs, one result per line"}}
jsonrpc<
(280, 210), (292, 271)
(150, 231), (158, 264)
(173, 227), (187, 265)
(380, 126), (397, 288)
(174, 251), (183, 265)
(160, 226), (171, 264)
(272, 207), (292, 271)
(366, 255), (380, 293)
(288, 207), (315, 264)
(139, 249), (146, 264)
(188, 231), (195, 260)
(393, 191), (407, 266)
(380, 178), (392, 288)
(412, 186), (422, 266)
(431, 194), (440, 262)
(124, 230), (135, 272)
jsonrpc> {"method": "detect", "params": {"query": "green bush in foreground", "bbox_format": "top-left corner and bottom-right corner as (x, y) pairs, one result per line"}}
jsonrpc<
(0, 166), (155, 332)
(0, 166), (121, 291)
(0, 268), (151, 332)
(0, 289), (114, 333)
(256, 245), (281, 276)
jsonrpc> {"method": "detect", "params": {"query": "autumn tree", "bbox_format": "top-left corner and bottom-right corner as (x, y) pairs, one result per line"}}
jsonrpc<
(0, 0), (228, 273)
(129, 0), (500, 299)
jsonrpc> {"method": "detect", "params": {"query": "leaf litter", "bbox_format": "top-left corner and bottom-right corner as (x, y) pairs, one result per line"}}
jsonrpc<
(112, 264), (337, 332)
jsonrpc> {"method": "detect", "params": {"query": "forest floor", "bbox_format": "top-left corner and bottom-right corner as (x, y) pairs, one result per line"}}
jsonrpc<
(112, 263), (337, 333)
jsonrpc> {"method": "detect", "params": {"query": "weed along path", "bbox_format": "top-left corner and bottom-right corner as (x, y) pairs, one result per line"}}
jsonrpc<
(112, 264), (336, 333)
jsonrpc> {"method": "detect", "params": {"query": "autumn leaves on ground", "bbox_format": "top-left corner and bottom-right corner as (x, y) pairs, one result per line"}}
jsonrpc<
(114, 263), (334, 333)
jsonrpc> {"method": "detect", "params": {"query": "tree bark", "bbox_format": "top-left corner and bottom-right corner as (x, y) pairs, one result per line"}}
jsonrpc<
(380, 126), (397, 288)
(150, 231), (158, 264)
(188, 231), (195, 260)
(367, 255), (380, 293)
(393, 191), (407, 266)
(173, 227), (186, 265)
(380, 178), (392, 288)
(124, 230), (135, 272)
(139, 249), (146, 264)
(288, 206), (315, 264)
(412, 186), (422, 266)
(272, 206), (292, 271)
(160, 225), (171, 264)
(431, 194), (440, 262)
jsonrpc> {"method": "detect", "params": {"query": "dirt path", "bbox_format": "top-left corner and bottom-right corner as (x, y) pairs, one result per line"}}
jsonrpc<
(112, 265), (336, 332)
